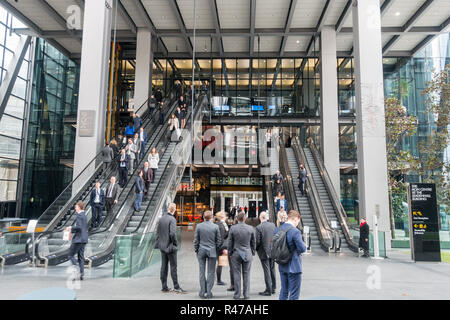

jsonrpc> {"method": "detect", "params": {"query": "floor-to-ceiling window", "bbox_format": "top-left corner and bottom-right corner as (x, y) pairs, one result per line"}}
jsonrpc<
(20, 39), (80, 220)
(0, 7), (32, 218)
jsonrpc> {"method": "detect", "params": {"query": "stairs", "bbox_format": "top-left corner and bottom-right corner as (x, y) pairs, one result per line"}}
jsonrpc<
(285, 148), (320, 249)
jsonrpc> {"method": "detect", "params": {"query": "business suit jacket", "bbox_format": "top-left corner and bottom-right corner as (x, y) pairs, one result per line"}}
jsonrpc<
(276, 198), (288, 213)
(216, 220), (229, 252)
(193, 221), (222, 258)
(228, 222), (256, 262)
(155, 213), (178, 253)
(275, 223), (306, 274)
(135, 176), (145, 194)
(256, 221), (276, 260)
(118, 153), (131, 170)
(105, 183), (120, 201)
(140, 167), (153, 182)
(102, 146), (114, 163)
(126, 142), (138, 159)
(90, 188), (105, 207)
(71, 211), (88, 244)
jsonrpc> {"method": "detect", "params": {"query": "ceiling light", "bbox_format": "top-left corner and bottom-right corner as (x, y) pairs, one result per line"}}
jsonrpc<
(395, 12), (400, 16)
(296, 40), (300, 44)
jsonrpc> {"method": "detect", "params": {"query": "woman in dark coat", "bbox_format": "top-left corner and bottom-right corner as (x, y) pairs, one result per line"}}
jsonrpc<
(359, 218), (370, 257)
(215, 211), (229, 286)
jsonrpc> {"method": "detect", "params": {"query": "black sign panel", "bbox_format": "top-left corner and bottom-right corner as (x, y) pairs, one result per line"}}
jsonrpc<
(408, 183), (441, 262)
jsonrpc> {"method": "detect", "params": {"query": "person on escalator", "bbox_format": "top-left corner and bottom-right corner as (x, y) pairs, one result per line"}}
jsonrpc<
(105, 176), (120, 217)
(138, 127), (147, 160)
(148, 148), (160, 183)
(89, 181), (105, 229)
(134, 171), (145, 212)
(276, 194), (288, 213)
(118, 149), (130, 188)
(168, 113), (180, 142)
(125, 138), (138, 174)
(133, 133), (142, 168)
(273, 179), (284, 197)
(297, 164), (307, 196)
(67, 201), (88, 281)
(359, 218), (370, 258)
(155, 88), (163, 106)
(140, 162), (153, 197)
(125, 122), (135, 140)
(148, 95), (157, 113)
(133, 113), (142, 132)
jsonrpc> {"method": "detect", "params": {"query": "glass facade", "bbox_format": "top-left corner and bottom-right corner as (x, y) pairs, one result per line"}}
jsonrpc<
(20, 39), (80, 220)
(0, 7), (31, 218)
(383, 34), (450, 246)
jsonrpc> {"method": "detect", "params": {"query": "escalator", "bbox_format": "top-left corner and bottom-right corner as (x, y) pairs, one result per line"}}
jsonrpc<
(31, 97), (178, 267)
(0, 95), (173, 266)
(279, 135), (335, 252)
(300, 139), (358, 252)
(34, 94), (206, 267)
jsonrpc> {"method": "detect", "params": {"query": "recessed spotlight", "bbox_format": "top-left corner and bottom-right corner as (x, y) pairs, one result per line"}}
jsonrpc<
(296, 40), (300, 44)
(395, 12), (400, 16)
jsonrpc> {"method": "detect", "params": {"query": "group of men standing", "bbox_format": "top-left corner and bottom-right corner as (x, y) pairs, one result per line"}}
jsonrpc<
(155, 203), (307, 300)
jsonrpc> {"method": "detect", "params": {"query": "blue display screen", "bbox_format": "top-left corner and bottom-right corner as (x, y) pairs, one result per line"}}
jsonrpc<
(251, 105), (264, 111)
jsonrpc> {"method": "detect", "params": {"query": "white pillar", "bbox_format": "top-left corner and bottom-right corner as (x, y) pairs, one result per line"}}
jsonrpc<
(320, 26), (341, 197)
(352, 0), (391, 246)
(73, 0), (112, 180)
(134, 28), (153, 116)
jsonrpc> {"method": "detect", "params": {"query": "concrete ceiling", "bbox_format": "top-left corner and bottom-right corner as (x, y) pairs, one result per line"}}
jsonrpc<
(0, 0), (448, 59)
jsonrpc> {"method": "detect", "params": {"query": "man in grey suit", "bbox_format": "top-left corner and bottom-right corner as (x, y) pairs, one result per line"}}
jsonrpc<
(228, 211), (256, 300)
(101, 142), (114, 172)
(193, 211), (222, 299)
(256, 211), (277, 296)
(105, 176), (120, 219)
(155, 203), (186, 294)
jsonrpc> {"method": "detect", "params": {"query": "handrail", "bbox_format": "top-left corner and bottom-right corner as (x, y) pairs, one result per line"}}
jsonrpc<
(278, 141), (303, 231)
(291, 136), (335, 251)
(308, 139), (359, 252)
(264, 176), (276, 224)
(32, 96), (178, 264)
(133, 95), (207, 235)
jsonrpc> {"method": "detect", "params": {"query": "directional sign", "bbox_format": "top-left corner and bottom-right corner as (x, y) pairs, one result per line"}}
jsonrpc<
(408, 183), (441, 262)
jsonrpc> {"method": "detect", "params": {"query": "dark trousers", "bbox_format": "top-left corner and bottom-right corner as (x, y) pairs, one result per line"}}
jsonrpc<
(134, 192), (143, 211)
(279, 272), (302, 300)
(228, 254), (234, 287)
(298, 180), (305, 195)
(91, 203), (103, 227)
(105, 198), (115, 217)
(151, 168), (157, 183)
(118, 167), (128, 187)
(143, 179), (150, 195)
(197, 250), (216, 296)
(160, 251), (180, 290)
(231, 253), (252, 299)
(260, 258), (276, 292)
(159, 112), (165, 125)
(140, 142), (146, 159)
(69, 243), (86, 275)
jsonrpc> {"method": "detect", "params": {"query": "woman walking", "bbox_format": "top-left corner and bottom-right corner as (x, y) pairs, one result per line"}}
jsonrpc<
(148, 147), (160, 183)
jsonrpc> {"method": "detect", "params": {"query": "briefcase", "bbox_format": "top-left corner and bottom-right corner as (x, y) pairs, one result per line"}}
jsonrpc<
(218, 254), (229, 267)
(63, 230), (72, 241)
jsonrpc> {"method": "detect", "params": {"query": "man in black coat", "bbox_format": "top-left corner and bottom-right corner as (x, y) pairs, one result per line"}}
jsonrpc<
(256, 211), (276, 296)
(118, 149), (130, 188)
(89, 181), (105, 229)
(67, 201), (88, 280)
(359, 218), (370, 257)
(155, 203), (186, 294)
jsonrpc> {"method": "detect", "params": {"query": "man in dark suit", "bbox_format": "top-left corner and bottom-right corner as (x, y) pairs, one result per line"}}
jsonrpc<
(105, 176), (120, 218)
(276, 193), (288, 213)
(67, 201), (88, 280)
(89, 181), (105, 229)
(101, 142), (114, 172)
(118, 149), (130, 188)
(228, 211), (256, 300)
(297, 164), (307, 196)
(138, 127), (147, 160)
(194, 211), (222, 299)
(140, 162), (153, 196)
(134, 171), (145, 212)
(275, 210), (306, 300)
(155, 203), (186, 294)
(359, 218), (370, 257)
(256, 211), (277, 296)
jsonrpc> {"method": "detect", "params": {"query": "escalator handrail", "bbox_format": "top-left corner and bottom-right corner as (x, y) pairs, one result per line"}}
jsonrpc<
(264, 176), (276, 224)
(291, 137), (335, 251)
(278, 142), (303, 231)
(40, 96), (164, 233)
(308, 139), (359, 251)
(133, 95), (207, 236)
(32, 97), (178, 262)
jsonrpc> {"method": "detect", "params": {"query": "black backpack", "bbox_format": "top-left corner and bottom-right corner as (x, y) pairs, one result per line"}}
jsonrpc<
(270, 225), (294, 265)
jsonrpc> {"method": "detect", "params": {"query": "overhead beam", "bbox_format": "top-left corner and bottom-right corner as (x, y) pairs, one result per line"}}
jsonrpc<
(279, 0), (298, 57)
(383, 0), (436, 53)
(316, 0), (332, 31)
(168, 0), (193, 56)
(210, 0), (224, 57)
(0, 36), (32, 122)
(380, 0), (395, 16)
(117, 0), (137, 34)
(249, 0), (256, 55)
(335, 0), (352, 32)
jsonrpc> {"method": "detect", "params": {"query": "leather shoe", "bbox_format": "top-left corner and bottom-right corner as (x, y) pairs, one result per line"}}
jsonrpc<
(227, 287), (235, 292)
(259, 291), (271, 296)
(217, 281), (226, 286)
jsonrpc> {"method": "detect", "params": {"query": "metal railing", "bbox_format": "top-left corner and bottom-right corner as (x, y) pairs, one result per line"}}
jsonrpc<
(308, 139), (359, 252)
